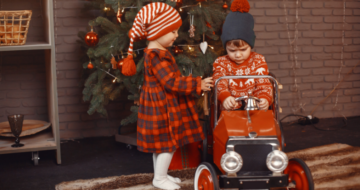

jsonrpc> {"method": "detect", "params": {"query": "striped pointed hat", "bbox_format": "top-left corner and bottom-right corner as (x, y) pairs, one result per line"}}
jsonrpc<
(121, 2), (182, 76)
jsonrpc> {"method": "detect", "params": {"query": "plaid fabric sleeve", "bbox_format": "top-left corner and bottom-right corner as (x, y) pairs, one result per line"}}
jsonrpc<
(212, 57), (231, 103)
(253, 57), (273, 105)
(150, 52), (201, 96)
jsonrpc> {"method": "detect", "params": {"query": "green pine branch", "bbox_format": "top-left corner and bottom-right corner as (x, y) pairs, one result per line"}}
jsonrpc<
(79, 0), (228, 124)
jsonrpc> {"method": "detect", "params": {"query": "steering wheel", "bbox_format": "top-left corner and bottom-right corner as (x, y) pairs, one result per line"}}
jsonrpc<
(234, 95), (260, 110)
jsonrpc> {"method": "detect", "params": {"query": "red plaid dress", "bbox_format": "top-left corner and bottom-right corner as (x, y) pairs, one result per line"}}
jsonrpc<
(137, 48), (205, 153)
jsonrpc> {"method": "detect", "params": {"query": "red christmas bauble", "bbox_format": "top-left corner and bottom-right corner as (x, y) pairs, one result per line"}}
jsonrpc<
(206, 22), (211, 28)
(173, 46), (183, 55)
(87, 62), (94, 69)
(223, 2), (228, 9)
(176, 0), (183, 7)
(84, 30), (99, 47)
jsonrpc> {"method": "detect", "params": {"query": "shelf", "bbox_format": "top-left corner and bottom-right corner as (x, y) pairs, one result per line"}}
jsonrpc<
(0, 131), (57, 154)
(0, 0), (60, 164)
(0, 42), (52, 52)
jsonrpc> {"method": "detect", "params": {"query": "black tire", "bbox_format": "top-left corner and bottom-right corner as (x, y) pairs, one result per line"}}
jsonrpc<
(202, 116), (208, 162)
(279, 121), (285, 151)
(287, 158), (314, 190)
(194, 162), (220, 190)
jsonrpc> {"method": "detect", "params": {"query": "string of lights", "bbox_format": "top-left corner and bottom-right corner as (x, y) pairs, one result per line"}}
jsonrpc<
(96, 42), (216, 82)
(103, 3), (137, 12)
(332, 0), (347, 119)
(179, 2), (202, 12)
(283, 0), (305, 114)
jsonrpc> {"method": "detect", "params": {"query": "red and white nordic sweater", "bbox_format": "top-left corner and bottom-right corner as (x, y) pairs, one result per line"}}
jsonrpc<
(212, 52), (273, 110)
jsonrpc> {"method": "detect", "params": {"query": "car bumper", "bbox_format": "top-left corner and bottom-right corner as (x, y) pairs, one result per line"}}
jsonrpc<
(219, 174), (289, 189)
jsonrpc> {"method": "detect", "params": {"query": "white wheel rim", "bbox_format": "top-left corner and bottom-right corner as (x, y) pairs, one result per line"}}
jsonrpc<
(194, 164), (211, 190)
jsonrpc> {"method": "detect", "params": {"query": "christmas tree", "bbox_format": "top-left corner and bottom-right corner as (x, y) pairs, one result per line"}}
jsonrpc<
(78, 0), (229, 125)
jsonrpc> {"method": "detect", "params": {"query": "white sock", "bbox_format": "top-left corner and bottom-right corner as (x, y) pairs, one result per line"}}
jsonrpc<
(153, 153), (181, 184)
(153, 152), (181, 190)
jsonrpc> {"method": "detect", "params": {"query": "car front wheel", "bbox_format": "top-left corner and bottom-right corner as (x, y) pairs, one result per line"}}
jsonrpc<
(194, 162), (220, 190)
(284, 158), (314, 190)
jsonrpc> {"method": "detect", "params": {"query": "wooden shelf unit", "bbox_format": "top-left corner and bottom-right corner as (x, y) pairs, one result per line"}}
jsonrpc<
(0, 0), (61, 164)
(0, 42), (52, 51)
(0, 131), (57, 154)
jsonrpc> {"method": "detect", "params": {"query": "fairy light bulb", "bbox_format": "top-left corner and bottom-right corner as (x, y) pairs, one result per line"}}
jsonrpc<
(104, 6), (110, 12)
(113, 78), (117, 83)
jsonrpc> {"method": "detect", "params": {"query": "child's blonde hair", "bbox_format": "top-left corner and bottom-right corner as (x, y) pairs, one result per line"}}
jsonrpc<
(226, 39), (249, 48)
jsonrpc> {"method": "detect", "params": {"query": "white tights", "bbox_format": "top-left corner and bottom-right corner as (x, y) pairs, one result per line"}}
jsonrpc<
(153, 152), (181, 190)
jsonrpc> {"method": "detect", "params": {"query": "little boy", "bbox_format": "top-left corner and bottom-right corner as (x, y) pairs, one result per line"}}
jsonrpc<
(213, 0), (273, 111)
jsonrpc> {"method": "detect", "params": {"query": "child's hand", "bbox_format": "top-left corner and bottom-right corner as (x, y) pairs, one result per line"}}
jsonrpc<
(223, 96), (239, 110)
(201, 77), (213, 92)
(259, 98), (269, 110)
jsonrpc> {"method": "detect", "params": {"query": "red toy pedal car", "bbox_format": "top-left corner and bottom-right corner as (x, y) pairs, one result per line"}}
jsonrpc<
(194, 75), (314, 190)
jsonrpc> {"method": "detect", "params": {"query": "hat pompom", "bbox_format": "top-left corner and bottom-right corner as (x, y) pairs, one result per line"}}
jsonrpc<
(230, 0), (250, 13)
(121, 55), (137, 76)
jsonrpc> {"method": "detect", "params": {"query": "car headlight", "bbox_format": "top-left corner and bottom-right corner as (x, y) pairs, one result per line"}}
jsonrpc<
(266, 150), (288, 172)
(221, 151), (243, 173)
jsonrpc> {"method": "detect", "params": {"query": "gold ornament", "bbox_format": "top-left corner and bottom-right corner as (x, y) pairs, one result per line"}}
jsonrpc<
(223, 2), (228, 9)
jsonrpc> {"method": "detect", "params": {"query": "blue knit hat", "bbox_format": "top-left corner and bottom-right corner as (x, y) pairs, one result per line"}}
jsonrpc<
(221, 0), (256, 48)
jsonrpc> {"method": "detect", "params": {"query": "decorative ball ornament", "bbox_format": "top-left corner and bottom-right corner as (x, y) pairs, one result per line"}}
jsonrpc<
(85, 28), (99, 47)
(87, 61), (94, 69)
(176, 0), (183, 7)
(223, 2), (228, 9)
(173, 46), (183, 55)
(206, 22), (211, 28)
(200, 41), (208, 54)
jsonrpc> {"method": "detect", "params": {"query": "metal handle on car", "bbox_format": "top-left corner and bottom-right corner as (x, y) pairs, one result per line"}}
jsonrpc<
(234, 96), (260, 102)
(214, 75), (280, 128)
(234, 96), (248, 102)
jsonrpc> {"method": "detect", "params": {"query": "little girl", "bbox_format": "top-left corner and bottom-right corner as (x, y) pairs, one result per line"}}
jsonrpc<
(121, 2), (213, 190)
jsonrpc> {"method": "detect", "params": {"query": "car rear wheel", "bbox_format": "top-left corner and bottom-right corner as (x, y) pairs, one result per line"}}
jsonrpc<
(194, 162), (219, 190)
(284, 158), (314, 190)
(202, 118), (208, 162)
